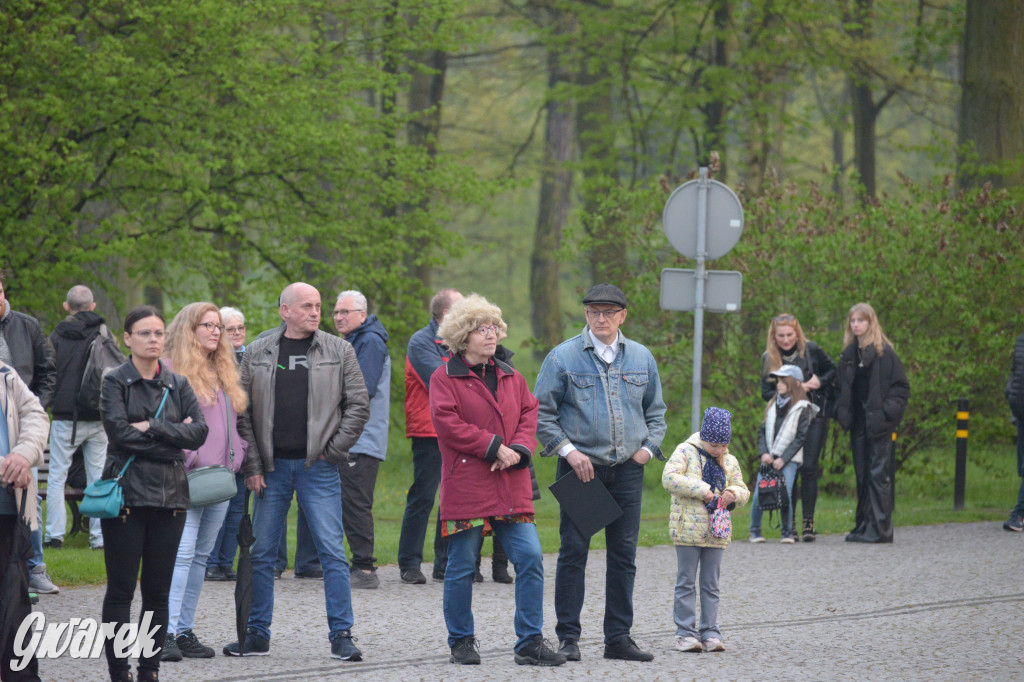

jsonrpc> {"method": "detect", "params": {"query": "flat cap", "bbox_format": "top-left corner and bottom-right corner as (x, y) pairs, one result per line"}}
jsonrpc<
(582, 283), (627, 308)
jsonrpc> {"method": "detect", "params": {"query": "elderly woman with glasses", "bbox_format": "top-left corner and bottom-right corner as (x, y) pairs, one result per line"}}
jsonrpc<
(760, 313), (835, 542)
(429, 294), (565, 667)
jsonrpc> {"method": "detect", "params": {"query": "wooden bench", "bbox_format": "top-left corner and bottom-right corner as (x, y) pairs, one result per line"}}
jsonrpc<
(37, 447), (88, 536)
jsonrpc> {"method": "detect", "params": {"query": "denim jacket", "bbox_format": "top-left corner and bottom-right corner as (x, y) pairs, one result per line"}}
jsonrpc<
(534, 327), (667, 466)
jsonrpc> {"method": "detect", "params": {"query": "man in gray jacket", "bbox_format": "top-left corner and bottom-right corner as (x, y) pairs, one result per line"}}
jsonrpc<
(224, 282), (370, 662)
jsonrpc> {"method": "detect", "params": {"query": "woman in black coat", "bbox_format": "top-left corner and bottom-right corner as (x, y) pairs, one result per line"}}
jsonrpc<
(834, 303), (909, 544)
(99, 306), (208, 682)
(760, 313), (836, 541)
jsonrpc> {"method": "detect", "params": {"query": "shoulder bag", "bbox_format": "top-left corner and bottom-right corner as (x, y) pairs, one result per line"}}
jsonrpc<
(187, 392), (238, 508)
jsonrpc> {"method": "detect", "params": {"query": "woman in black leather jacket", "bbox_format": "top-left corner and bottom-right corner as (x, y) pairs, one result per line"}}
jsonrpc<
(834, 303), (909, 544)
(760, 313), (835, 541)
(99, 306), (208, 682)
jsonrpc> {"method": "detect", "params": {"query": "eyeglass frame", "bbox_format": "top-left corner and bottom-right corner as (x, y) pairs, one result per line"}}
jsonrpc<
(333, 309), (366, 317)
(225, 325), (246, 334)
(196, 322), (225, 333)
(585, 307), (625, 320)
(130, 329), (166, 340)
(472, 324), (499, 337)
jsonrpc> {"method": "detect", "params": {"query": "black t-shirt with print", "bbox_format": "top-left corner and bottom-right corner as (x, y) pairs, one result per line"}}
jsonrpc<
(273, 334), (313, 459)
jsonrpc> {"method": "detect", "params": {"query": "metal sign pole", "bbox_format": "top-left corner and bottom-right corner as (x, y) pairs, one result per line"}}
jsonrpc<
(691, 167), (709, 434)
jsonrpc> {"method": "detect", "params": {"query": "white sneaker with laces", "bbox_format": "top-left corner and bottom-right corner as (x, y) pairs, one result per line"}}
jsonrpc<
(675, 636), (702, 652)
(749, 534), (765, 543)
(702, 638), (725, 652)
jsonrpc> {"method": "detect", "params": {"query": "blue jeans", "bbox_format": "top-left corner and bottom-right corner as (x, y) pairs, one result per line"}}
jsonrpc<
(29, 468), (43, 570)
(281, 504), (320, 574)
(249, 458), (353, 640)
(397, 437), (447, 572)
(444, 522), (544, 651)
(168, 500), (230, 634)
(749, 461), (798, 536)
(554, 457), (645, 644)
(673, 545), (724, 641)
(45, 420), (107, 547)
(210, 473), (246, 569)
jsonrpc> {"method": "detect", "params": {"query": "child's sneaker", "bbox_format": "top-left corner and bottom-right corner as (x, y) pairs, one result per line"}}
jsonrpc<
(749, 532), (765, 543)
(780, 531), (796, 544)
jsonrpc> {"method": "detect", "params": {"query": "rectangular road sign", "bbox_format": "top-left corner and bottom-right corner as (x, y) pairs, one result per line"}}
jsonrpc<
(660, 268), (742, 313)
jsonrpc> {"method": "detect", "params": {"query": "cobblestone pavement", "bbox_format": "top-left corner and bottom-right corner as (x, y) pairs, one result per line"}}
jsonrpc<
(26, 521), (1024, 681)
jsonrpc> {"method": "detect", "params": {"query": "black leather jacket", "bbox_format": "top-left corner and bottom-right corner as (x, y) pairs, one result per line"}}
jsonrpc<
(835, 342), (910, 440)
(100, 359), (208, 509)
(0, 304), (56, 408)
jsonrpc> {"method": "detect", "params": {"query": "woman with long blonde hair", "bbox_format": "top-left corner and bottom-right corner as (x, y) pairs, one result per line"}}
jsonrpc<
(759, 313), (835, 541)
(161, 302), (249, 661)
(834, 303), (909, 544)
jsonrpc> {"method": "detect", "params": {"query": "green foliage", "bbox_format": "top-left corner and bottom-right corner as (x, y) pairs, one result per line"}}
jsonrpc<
(1, 0), (491, 340)
(579, 170), (1023, 483)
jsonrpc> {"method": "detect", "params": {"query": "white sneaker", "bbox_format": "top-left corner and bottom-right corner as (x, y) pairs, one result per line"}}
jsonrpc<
(702, 638), (725, 652)
(29, 565), (60, 594)
(780, 535), (796, 544)
(749, 534), (765, 543)
(675, 636), (702, 653)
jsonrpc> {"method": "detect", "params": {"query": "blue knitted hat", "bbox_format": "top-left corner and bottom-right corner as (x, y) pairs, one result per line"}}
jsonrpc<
(700, 406), (732, 444)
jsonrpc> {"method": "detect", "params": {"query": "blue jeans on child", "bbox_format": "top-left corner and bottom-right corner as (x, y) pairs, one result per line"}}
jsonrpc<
(749, 460), (798, 536)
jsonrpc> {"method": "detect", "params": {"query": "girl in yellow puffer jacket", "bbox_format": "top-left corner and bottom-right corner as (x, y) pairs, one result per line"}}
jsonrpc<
(662, 407), (749, 654)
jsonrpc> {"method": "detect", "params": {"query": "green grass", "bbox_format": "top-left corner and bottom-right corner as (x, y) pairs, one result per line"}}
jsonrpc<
(41, 440), (1019, 586)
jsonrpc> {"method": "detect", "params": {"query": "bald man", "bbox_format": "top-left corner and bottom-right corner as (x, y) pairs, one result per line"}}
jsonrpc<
(227, 282), (370, 662)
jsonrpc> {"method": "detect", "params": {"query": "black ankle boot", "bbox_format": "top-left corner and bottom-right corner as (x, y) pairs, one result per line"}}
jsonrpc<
(802, 518), (816, 542)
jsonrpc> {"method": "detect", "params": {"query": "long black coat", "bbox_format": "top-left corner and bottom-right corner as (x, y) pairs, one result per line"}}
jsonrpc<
(835, 342), (910, 440)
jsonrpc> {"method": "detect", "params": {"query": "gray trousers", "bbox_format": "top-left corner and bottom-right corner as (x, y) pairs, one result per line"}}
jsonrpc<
(673, 545), (724, 641)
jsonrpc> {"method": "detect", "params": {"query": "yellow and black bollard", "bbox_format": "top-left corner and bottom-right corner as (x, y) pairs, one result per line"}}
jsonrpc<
(954, 398), (969, 511)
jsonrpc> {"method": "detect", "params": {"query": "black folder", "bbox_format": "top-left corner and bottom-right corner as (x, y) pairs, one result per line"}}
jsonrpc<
(548, 470), (624, 538)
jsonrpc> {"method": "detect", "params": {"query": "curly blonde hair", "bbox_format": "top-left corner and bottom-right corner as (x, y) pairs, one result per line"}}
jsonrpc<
(437, 294), (507, 353)
(843, 302), (893, 355)
(165, 302), (248, 410)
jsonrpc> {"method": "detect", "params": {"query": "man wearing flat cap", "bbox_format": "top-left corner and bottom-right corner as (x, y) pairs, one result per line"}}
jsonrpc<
(534, 283), (667, 663)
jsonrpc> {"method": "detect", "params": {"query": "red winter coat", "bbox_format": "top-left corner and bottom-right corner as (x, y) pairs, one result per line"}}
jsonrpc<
(430, 355), (538, 520)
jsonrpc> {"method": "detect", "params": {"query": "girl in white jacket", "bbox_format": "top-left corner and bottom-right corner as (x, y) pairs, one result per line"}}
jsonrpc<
(662, 407), (749, 654)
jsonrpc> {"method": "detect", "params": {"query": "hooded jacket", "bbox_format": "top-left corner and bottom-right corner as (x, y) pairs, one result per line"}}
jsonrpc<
(0, 301), (56, 409)
(344, 315), (390, 460)
(430, 355), (537, 520)
(49, 310), (113, 421)
(662, 432), (749, 548)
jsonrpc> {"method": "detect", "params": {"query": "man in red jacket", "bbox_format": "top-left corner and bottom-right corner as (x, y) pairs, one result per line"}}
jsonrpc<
(396, 289), (461, 585)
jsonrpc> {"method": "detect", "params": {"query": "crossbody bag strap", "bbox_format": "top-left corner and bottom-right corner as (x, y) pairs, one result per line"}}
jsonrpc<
(115, 455), (136, 481)
(224, 391), (234, 465)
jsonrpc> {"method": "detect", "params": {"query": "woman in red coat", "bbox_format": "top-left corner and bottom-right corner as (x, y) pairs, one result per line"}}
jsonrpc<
(430, 294), (565, 668)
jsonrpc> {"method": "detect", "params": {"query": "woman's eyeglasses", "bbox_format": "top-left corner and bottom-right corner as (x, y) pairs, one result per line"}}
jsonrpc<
(225, 325), (245, 334)
(130, 330), (165, 340)
(197, 322), (225, 333)
(473, 324), (499, 337)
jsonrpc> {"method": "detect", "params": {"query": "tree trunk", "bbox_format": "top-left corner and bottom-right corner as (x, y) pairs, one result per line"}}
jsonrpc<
(958, 0), (1024, 188)
(850, 79), (877, 199)
(530, 18), (575, 359)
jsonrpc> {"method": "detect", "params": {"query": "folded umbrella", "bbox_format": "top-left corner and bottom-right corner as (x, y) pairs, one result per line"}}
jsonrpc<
(233, 489), (254, 655)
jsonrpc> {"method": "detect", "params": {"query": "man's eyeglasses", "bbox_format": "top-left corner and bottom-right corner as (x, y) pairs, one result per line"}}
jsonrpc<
(197, 322), (225, 333)
(586, 308), (624, 319)
(131, 330), (165, 340)
(473, 324), (499, 337)
(333, 309), (365, 317)
(225, 325), (245, 334)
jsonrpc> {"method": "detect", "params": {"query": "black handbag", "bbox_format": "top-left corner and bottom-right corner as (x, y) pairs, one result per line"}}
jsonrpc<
(757, 463), (789, 512)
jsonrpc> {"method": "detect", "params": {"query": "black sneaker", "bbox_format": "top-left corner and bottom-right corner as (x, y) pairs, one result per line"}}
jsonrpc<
(514, 636), (566, 666)
(176, 630), (215, 658)
(205, 566), (228, 582)
(473, 567), (484, 583)
(603, 637), (654, 662)
(223, 628), (270, 656)
(222, 566), (237, 580)
(330, 631), (362, 661)
(802, 518), (817, 542)
(295, 567), (324, 579)
(432, 567), (446, 582)
(160, 633), (183, 662)
(350, 568), (379, 589)
(274, 568), (283, 580)
(401, 568), (427, 584)
(450, 636), (480, 665)
(1004, 514), (1024, 532)
(557, 638), (581, 661)
(44, 538), (63, 550)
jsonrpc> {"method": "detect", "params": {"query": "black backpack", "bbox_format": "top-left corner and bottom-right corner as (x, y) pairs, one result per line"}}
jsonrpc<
(76, 325), (126, 412)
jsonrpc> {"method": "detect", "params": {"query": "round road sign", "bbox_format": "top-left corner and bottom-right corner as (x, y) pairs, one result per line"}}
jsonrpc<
(662, 179), (744, 260)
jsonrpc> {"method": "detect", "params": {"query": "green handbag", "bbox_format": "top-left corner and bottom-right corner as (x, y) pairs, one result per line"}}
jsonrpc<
(186, 392), (238, 508)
